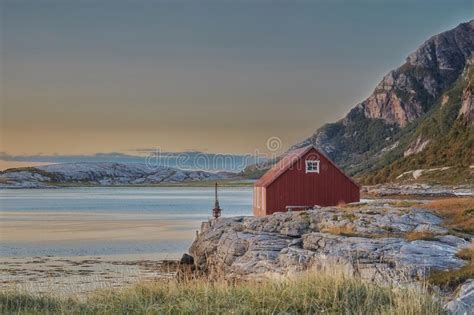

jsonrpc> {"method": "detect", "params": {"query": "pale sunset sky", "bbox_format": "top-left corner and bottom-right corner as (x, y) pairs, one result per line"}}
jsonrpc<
(1, 0), (473, 160)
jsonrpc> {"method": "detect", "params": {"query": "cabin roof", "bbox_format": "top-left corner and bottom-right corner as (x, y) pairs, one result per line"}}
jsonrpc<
(254, 145), (360, 188)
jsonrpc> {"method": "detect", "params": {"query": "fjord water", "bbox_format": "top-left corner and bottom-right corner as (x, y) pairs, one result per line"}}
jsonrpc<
(0, 187), (252, 257)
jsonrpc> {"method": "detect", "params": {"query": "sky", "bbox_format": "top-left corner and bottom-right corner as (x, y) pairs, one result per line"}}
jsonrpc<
(1, 0), (473, 162)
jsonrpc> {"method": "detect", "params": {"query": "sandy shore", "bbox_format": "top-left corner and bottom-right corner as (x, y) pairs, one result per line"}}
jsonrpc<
(0, 211), (202, 294)
(0, 253), (181, 295)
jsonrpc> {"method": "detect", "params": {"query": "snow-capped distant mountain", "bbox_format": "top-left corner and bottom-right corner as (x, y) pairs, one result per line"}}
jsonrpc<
(0, 162), (236, 188)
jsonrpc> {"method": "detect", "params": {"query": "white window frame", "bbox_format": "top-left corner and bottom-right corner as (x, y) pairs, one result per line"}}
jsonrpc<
(305, 160), (320, 174)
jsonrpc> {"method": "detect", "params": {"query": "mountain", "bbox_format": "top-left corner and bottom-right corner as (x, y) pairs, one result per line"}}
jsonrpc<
(362, 57), (473, 184)
(360, 20), (472, 127)
(0, 163), (235, 188)
(244, 20), (473, 185)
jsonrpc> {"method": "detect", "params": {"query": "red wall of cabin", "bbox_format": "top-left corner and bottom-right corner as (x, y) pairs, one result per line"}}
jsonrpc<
(263, 149), (359, 215)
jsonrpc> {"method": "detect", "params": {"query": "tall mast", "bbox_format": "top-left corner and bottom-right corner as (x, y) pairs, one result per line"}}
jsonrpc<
(212, 182), (222, 219)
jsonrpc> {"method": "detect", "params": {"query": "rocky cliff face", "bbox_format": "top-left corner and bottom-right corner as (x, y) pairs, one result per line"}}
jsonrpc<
(360, 20), (473, 126)
(459, 85), (473, 125)
(458, 57), (474, 126)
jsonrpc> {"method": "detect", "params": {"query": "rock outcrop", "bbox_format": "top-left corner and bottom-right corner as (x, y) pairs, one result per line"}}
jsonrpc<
(189, 203), (473, 313)
(403, 135), (431, 157)
(189, 203), (471, 286)
(445, 279), (474, 315)
(363, 184), (473, 197)
(459, 84), (474, 126)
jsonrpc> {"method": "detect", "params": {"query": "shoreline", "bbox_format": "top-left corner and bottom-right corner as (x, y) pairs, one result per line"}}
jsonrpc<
(0, 179), (256, 189)
(1, 183), (472, 193)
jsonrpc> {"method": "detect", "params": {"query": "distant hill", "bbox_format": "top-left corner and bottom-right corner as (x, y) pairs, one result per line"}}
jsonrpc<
(0, 151), (265, 173)
(243, 20), (473, 185)
(0, 163), (236, 188)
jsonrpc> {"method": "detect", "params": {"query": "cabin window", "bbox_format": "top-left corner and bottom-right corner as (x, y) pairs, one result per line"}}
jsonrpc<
(305, 160), (320, 173)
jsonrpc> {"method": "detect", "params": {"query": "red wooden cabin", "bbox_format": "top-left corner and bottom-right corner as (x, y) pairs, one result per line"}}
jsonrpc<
(253, 145), (360, 216)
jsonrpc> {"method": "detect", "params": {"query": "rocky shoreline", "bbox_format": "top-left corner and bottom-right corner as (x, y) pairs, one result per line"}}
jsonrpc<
(187, 201), (473, 314)
(363, 184), (473, 197)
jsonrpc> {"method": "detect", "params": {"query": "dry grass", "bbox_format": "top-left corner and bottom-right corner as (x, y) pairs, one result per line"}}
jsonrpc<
(388, 201), (423, 208)
(321, 224), (361, 237)
(0, 270), (444, 315)
(404, 231), (438, 241)
(456, 243), (474, 260)
(424, 197), (474, 234)
(322, 225), (396, 239)
(428, 242), (474, 290)
(338, 201), (368, 208)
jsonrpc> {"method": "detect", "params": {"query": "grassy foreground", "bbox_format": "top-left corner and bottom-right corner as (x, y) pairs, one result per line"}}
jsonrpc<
(1, 271), (444, 315)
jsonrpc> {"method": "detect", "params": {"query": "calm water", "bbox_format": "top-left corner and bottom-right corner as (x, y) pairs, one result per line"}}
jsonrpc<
(0, 187), (253, 257)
